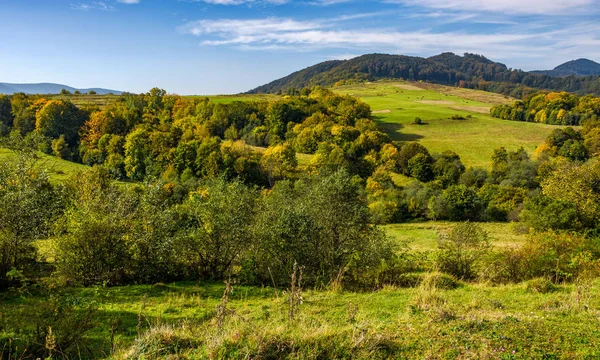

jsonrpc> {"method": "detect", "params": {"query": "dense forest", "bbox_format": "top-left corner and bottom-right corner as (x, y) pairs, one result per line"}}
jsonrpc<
(490, 91), (600, 126)
(2, 87), (600, 358)
(248, 53), (600, 98)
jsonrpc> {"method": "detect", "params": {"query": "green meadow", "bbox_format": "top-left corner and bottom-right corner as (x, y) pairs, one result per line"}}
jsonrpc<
(3, 277), (600, 358)
(334, 81), (560, 168)
(0, 147), (90, 183)
(383, 221), (527, 252)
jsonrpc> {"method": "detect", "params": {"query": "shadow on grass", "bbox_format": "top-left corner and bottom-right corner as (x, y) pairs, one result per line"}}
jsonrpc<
(373, 119), (424, 142)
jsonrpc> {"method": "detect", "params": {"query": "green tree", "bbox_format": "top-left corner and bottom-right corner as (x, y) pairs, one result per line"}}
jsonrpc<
(0, 95), (13, 135)
(124, 126), (152, 180)
(260, 142), (298, 186)
(176, 178), (257, 279)
(35, 100), (85, 145)
(437, 222), (490, 280)
(51, 135), (69, 159)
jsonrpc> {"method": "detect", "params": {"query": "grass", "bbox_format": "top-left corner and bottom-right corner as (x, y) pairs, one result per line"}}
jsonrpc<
(0, 147), (90, 183)
(383, 221), (527, 252)
(202, 94), (280, 104)
(2, 278), (600, 358)
(334, 81), (561, 168)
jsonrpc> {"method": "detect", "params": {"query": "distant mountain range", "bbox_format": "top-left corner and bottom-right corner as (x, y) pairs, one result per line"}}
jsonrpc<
(248, 53), (600, 97)
(531, 59), (600, 77)
(0, 82), (122, 95)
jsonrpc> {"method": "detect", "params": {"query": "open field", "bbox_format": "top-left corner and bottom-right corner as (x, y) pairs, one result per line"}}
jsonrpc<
(383, 221), (527, 252)
(334, 81), (560, 168)
(0, 147), (90, 183)
(2, 278), (600, 358)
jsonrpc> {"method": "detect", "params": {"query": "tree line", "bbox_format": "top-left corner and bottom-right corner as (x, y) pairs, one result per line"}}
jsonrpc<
(490, 91), (600, 126)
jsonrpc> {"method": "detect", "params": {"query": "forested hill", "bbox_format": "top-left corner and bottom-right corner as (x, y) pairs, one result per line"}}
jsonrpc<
(0, 82), (121, 95)
(248, 52), (600, 98)
(531, 59), (600, 77)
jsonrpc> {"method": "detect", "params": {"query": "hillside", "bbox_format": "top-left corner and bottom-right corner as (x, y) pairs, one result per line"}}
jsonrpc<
(334, 80), (560, 168)
(248, 53), (600, 97)
(532, 59), (600, 77)
(0, 82), (121, 95)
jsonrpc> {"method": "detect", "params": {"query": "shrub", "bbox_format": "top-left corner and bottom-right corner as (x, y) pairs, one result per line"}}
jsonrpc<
(176, 177), (258, 280)
(252, 170), (396, 288)
(413, 117), (423, 125)
(526, 278), (558, 293)
(450, 114), (466, 120)
(437, 222), (490, 280)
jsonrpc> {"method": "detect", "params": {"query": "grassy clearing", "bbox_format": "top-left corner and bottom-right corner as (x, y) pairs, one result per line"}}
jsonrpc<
(2, 279), (600, 358)
(0, 147), (90, 183)
(334, 81), (560, 168)
(383, 221), (527, 252)
(52, 94), (121, 109)
(197, 94), (280, 104)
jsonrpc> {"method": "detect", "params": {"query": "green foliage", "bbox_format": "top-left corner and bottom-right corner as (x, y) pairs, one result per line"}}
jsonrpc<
(35, 99), (86, 146)
(433, 151), (465, 188)
(491, 91), (600, 126)
(0, 147), (65, 288)
(437, 222), (490, 280)
(176, 177), (257, 279)
(51, 135), (69, 159)
(253, 170), (396, 287)
(526, 278), (558, 293)
(430, 185), (483, 221)
(521, 196), (582, 231)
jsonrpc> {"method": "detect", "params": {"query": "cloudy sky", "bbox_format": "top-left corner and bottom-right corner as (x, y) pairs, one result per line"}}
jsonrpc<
(1, 0), (599, 94)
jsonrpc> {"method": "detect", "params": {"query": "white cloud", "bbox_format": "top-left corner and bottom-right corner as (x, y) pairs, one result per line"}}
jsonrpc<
(194, 0), (348, 5)
(117, 0), (141, 3)
(386, 0), (596, 15)
(72, 1), (115, 11)
(180, 16), (600, 69)
(198, 0), (289, 5)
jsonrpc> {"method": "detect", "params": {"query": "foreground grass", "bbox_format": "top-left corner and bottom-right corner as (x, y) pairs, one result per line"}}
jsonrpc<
(334, 81), (560, 168)
(2, 278), (599, 359)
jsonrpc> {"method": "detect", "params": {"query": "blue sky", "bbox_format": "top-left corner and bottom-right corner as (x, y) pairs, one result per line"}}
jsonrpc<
(1, 0), (599, 94)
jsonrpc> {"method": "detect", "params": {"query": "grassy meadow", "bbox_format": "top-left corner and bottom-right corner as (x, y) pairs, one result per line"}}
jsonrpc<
(0, 147), (90, 183)
(334, 81), (560, 168)
(383, 221), (527, 252)
(3, 275), (600, 359)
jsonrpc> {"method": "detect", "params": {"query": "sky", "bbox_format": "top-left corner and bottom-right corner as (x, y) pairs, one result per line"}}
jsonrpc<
(1, 0), (599, 94)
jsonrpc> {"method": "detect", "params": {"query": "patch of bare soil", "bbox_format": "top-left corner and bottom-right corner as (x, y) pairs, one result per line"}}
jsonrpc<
(373, 109), (392, 114)
(393, 83), (424, 91)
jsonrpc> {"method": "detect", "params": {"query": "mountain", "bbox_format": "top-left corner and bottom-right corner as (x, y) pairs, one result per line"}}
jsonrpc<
(531, 59), (600, 77)
(0, 82), (122, 95)
(248, 53), (516, 94)
(247, 53), (600, 98)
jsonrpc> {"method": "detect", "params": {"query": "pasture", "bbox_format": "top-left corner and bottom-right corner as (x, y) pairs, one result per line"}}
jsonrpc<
(0, 147), (89, 183)
(2, 276), (599, 358)
(334, 81), (560, 168)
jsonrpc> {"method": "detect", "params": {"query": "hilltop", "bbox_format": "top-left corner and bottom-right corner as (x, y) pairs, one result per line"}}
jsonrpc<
(0, 82), (121, 95)
(532, 58), (600, 77)
(248, 52), (600, 97)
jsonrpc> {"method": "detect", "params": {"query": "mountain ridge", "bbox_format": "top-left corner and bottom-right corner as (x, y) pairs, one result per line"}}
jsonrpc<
(531, 58), (600, 77)
(248, 53), (600, 97)
(0, 82), (122, 95)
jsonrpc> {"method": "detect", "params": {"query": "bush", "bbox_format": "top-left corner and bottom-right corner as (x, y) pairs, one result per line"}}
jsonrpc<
(176, 177), (258, 280)
(437, 222), (490, 280)
(450, 114), (466, 120)
(252, 170), (397, 288)
(413, 117), (423, 125)
(2, 291), (98, 359)
(526, 278), (558, 293)
(392, 272), (461, 289)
